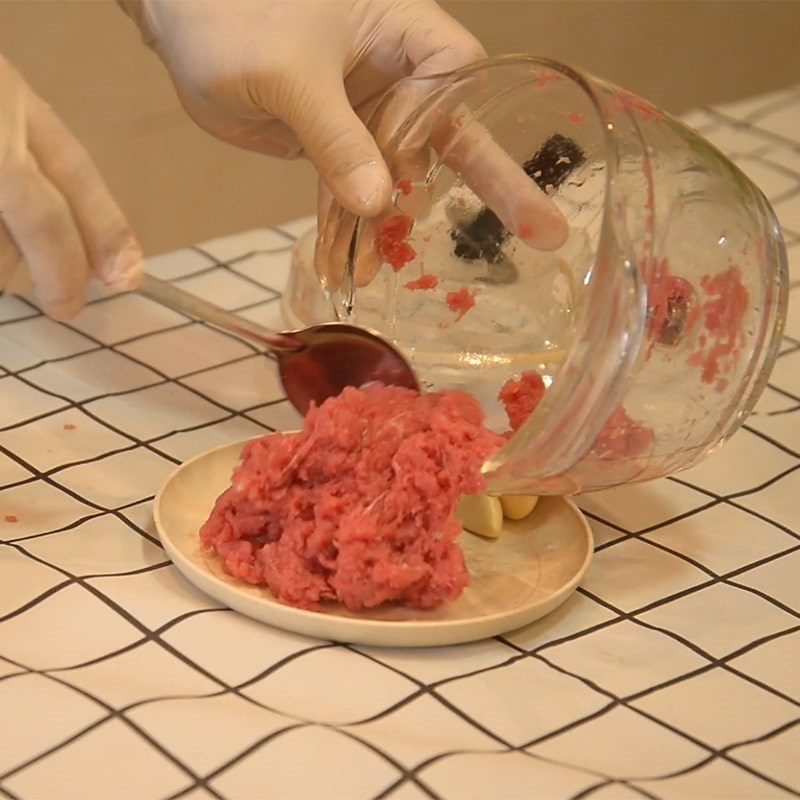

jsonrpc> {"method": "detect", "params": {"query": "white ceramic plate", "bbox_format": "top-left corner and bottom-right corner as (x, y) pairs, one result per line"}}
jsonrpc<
(154, 439), (594, 647)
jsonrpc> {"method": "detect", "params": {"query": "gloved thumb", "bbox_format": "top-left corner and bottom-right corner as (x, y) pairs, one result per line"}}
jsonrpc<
(282, 78), (392, 218)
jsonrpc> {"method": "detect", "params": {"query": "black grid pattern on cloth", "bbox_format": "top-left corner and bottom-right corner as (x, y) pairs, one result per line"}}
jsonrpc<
(0, 87), (799, 800)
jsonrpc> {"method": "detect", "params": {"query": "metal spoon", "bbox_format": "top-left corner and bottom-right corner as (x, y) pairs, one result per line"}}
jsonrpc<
(137, 274), (418, 415)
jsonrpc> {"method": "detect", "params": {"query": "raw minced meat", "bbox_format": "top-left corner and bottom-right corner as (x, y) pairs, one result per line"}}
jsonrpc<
(445, 286), (476, 320)
(378, 214), (416, 272)
(404, 274), (439, 291)
(200, 384), (504, 611)
(498, 370), (546, 432)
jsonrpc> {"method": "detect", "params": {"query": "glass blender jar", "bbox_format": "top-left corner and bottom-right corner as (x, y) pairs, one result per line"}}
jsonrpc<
(282, 56), (788, 495)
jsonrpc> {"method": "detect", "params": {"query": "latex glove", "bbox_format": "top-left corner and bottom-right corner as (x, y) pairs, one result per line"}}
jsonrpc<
(0, 54), (142, 320)
(121, 0), (568, 285)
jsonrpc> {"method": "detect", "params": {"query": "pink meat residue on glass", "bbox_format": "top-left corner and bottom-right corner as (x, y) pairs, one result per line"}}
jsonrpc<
(643, 230), (748, 388)
(614, 89), (664, 122)
(445, 286), (476, 320)
(567, 112), (587, 125)
(4, 515), (18, 523)
(200, 385), (504, 611)
(646, 257), (698, 350)
(592, 406), (654, 460)
(499, 370), (654, 460)
(517, 222), (534, 240)
(396, 178), (412, 196)
(687, 265), (749, 387)
(63, 423), (77, 431)
(498, 371), (546, 432)
(404, 274), (439, 291)
(379, 214), (416, 272)
(536, 68), (563, 89)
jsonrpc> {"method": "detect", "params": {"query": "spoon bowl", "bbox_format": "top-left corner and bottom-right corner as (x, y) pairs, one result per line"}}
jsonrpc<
(275, 323), (420, 415)
(137, 274), (418, 414)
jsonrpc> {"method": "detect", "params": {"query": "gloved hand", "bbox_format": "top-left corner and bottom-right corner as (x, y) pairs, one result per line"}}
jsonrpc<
(121, 0), (569, 286)
(0, 53), (142, 320)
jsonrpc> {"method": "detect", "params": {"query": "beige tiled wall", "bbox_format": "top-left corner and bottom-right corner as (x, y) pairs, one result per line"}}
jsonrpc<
(2, 0), (798, 256)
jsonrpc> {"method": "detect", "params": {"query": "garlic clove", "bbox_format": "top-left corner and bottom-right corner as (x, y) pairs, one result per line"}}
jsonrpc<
(456, 493), (504, 539)
(500, 494), (539, 521)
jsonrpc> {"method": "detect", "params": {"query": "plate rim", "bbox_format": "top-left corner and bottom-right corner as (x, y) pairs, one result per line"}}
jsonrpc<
(154, 437), (594, 643)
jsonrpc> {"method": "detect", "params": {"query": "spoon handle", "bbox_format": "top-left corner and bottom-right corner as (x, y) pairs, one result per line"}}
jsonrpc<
(137, 274), (301, 352)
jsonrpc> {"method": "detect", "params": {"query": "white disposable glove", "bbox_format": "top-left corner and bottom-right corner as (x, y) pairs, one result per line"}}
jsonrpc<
(0, 53), (142, 320)
(121, 0), (569, 286)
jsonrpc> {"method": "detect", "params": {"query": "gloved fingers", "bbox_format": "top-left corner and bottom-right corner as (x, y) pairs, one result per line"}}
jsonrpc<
(0, 219), (22, 290)
(280, 75), (392, 218)
(196, 112), (305, 160)
(345, 0), (486, 104)
(255, 118), (304, 159)
(26, 89), (143, 290)
(345, 0), (487, 132)
(396, 0), (488, 78)
(0, 149), (90, 320)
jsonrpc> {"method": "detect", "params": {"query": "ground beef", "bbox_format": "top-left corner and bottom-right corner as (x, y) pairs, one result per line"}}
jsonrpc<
(200, 384), (504, 611)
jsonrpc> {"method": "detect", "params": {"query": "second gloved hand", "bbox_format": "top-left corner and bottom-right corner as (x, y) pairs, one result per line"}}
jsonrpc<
(0, 53), (142, 319)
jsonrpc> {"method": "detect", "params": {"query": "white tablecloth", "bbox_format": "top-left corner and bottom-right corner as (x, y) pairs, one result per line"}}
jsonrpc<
(1, 87), (798, 799)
